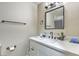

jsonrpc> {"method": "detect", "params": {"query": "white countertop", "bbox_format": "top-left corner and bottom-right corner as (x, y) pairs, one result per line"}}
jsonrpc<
(30, 36), (79, 55)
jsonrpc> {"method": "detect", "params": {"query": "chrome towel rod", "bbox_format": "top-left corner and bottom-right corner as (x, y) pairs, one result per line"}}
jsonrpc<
(1, 20), (26, 25)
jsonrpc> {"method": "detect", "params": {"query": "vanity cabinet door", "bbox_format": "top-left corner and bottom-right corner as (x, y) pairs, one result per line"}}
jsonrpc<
(38, 44), (77, 56)
(38, 44), (66, 56)
(29, 40), (39, 56)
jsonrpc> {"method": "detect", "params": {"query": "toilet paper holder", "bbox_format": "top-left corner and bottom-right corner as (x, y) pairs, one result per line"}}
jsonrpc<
(6, 45), (16, 52)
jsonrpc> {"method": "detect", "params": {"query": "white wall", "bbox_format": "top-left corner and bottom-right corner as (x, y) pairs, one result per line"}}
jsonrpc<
(0, 2), (38, 56)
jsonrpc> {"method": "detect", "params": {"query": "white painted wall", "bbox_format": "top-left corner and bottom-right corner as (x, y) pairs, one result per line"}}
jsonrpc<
(0, 2), (38, 56)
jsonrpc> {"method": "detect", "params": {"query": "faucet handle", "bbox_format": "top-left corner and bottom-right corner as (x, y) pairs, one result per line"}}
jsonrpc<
(50, 32), (53, 34)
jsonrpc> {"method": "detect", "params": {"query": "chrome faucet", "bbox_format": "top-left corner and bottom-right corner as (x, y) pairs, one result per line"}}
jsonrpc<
(49, 32), (53, 39)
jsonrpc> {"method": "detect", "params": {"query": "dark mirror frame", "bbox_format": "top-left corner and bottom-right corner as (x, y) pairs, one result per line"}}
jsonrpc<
(45, 6), (64, 29)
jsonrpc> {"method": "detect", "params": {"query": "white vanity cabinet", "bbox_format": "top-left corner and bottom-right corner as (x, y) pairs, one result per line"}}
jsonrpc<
(29, 37), (78, 56)
(29, 40), (66, 56)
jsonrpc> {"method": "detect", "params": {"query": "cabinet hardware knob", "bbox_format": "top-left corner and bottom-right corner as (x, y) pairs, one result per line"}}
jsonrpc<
(31, 48), (34, 51)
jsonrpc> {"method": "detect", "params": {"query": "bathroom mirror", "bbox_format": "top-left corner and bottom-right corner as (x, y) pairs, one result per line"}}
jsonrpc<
(45, 6), (64, 29)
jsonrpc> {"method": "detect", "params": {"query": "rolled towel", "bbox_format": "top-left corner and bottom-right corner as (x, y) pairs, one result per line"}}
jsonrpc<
(70, 37), (79, 44)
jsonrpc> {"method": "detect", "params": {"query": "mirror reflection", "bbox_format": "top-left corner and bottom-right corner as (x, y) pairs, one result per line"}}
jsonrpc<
(45, 6), (64, 29)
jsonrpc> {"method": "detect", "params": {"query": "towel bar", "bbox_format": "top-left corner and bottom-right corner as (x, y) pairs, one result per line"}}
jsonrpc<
(1, 20), (26, 25)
